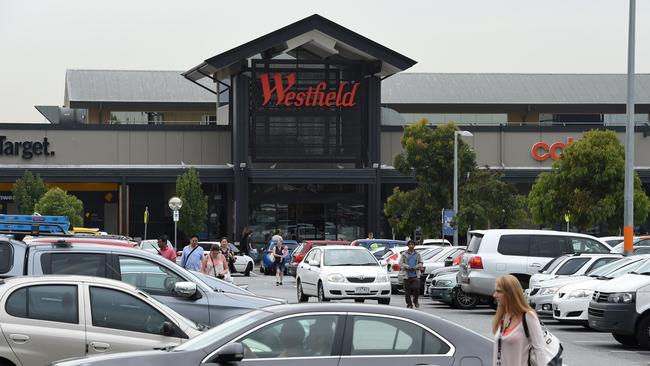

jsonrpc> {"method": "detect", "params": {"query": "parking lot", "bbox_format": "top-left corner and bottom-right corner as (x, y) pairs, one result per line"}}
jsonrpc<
(236, 271), (650, 366)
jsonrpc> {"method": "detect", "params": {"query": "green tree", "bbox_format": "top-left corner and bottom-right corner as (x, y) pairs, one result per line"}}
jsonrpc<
(384, 120), (476, 237)
(175, 168), (208, 237)
(456, 167), (531, 234)
(34, 187), (84, 226)
(12, 170), (48, 214)
(528, 129), (650, 231)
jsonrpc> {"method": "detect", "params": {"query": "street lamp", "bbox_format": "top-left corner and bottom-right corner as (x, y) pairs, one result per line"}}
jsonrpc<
(454, 130), (473, 246)
(168, 197), (183, 251)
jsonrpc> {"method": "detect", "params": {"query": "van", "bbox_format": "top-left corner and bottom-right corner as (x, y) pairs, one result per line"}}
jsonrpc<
(458, 229), (611, 299)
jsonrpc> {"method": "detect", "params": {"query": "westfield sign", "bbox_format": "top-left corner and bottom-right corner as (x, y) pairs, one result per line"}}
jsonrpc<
(259, 72), (360, 107)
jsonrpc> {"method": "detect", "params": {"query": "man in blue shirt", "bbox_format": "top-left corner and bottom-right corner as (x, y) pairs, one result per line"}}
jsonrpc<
(399, 240), (423, 309)
(180, 235), (204, 271)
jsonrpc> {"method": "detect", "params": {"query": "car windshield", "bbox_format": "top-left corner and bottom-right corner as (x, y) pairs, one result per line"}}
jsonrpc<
(540, 256), (567, 274)
(173, 310), (268, 352)
(630, 259), (650, 274)
(587, 257), (636, 277)
(421, 247), (444, 260)
(600, 258), (647, 279)
(324, 249), (378, 266)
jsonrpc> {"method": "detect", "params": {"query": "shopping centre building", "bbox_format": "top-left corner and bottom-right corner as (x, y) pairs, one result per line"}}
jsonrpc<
(1, 14), (650, 242)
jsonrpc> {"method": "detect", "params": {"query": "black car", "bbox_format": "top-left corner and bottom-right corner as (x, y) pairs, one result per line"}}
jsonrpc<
(53, 303), (493, 366)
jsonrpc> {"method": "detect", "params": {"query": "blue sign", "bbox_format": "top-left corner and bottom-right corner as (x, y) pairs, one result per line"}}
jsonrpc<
(442, 209), (456, 236)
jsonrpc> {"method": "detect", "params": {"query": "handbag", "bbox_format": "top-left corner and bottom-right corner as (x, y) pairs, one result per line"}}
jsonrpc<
(522, 313), (563, 366)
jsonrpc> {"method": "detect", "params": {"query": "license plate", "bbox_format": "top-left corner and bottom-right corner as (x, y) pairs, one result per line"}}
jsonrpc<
(355, 287), (370, 294)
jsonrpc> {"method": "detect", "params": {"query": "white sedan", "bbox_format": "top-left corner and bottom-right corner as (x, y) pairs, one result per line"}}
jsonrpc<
(196, 242), (255, 276)
(0, 275), (202, 366)
(296, 245), (391, 304)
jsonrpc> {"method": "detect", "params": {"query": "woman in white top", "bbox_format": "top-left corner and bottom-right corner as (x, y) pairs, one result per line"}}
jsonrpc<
(493, 275), (548, 366)
(201, 244), (231, 281)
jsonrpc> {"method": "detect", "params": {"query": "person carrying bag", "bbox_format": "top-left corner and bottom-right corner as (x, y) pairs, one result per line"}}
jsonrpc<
(493, 275), (563, 366)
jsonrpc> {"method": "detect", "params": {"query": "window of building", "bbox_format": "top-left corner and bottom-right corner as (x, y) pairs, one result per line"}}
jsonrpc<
(6, 285), (78, 324)
(109, 111), (164, 124)
(396, 113), (507, 126)
(603, 113), (649, 126)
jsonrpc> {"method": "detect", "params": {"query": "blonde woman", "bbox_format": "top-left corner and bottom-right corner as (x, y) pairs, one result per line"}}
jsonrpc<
(201, 244), (230, 281)
(493, 275), (547, 366)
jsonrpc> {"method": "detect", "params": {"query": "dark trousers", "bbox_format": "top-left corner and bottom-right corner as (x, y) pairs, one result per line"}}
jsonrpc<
(404, 277), (421, 306)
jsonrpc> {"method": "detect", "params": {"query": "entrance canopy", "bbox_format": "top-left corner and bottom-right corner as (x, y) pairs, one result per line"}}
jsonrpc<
(183, 14), (416, 84)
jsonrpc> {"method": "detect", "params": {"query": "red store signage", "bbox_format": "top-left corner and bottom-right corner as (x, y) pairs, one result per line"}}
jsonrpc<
(531, 137), (574, 161)
(259, 72), (360, 107)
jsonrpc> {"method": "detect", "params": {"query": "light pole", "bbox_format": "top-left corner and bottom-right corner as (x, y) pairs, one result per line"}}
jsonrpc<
(624, 0), (636, 255)
(168, 197), (183, 251)
(454, 130), (473, 245)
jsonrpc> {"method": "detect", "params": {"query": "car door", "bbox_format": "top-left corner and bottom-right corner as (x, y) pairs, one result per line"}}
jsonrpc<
(0, 283), (85, 366)
(300, 249), (321, 295)
(116, 254), (211, 325)
(85, 285), (184, 355)
(230, 314), (344, 366)
(339, 314), (453, 366)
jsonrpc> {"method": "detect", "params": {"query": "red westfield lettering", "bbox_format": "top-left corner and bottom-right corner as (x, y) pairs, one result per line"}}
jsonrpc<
(531, 137), (574, 161)
(259, 72), (360, 107)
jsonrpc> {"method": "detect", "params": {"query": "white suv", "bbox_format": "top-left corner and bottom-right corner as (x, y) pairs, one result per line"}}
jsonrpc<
(458, 229), (611, 298)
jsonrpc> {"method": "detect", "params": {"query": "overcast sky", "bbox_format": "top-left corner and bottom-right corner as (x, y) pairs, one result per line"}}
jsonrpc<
(1, 0), (649, 122)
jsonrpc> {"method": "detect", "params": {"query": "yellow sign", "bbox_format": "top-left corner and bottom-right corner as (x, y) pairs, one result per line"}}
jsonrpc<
(564, 213), (571, 223)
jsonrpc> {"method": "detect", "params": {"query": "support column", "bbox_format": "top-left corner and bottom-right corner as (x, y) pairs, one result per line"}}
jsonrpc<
(366, 75), (382, 236)
(119, 177), (128, 235)
(232, 74), (250, 242)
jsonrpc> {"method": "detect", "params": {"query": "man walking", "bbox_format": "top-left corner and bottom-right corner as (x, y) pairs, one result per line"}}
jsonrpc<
(179, 235), (204, 271)
(399, 240), (423, 309)
(157, 235), (177, 262)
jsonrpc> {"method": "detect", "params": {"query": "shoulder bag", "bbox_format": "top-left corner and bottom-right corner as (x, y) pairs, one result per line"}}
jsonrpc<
(522, 313), (563, 366)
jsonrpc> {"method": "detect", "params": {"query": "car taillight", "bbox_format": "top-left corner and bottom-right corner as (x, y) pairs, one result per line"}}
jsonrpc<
(469, 256), (483, 269)
(452, 255), (462, 265)
(387, 253), (399, 263)
(392, 263), (400, 271)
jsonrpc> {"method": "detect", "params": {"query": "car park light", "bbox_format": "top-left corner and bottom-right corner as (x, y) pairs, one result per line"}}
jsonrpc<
(468, 256), (483, 269)
(327, 273), (346, 283)
(539, 287), (561, 296)
(567, 289), (593, 299)
(375, 274), (389, 283)
(607, 292), (635, 304)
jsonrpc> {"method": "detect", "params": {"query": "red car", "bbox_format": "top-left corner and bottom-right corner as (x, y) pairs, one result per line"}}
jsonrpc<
(287, 240), (350, 276)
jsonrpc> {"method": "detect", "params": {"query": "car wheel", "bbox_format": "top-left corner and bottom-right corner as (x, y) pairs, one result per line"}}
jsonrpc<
(454, 287), (478, 309)
(613, 333), (639, 347)
(378, 297), (391, 305)
(244, 262), (252, 276)
(0, 359), (16, 366)
(636, 315), (650, 350)
(259, 265), (264, 274)
(317, 282), (329, 302)
(297, 280), (309, 303)
(354, 298), (365, 303)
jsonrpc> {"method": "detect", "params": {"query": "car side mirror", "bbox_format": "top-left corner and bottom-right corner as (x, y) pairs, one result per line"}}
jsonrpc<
(173, 282), (197, 298)
(161, 321), (175, 337)
(308, 259), (319, 267)
(211, 342), (245, 363)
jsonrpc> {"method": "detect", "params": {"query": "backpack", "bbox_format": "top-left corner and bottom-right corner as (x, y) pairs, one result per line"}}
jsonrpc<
(522, 313), (563, 366)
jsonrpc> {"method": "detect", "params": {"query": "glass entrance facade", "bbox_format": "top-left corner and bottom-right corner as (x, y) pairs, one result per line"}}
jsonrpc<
(249, 184), (366, 244)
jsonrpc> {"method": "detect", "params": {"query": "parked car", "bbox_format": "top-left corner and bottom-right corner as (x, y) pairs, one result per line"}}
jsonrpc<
(428, 271), (458, 305)
(459, 229), (612, 302)
(287, 240), (350, 276)
(0, 275), (202, 366)
(51, 303), (493, 366)
(350, 239), (407, 259)
(526, 253), (622, 314)
(0, 237), (285, 327)
(197, 241), (255, 276)
(384, 246), (464, 293)
(588, 258), (650, 349)
(610, 236), (650, 253)
(552, 255), (650, 326)
(421, 238), (452, 246)
(598, 236), (625, 247)
(260, 239), (299, 275)
(296, 246), (391, 304)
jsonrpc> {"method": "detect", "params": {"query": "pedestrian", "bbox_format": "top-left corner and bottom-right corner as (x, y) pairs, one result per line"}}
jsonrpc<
(220, 237), (237, 273)
(240, 226), (254, 256)
(157, 235), (177, 262)
(201, 244), (230, 281)
(179, 235), (204, 271)
(366, 232), (374, 239)
(272, 236), (286, 285)
(493, 275), (548, 366)
(399, 239), (423, 308)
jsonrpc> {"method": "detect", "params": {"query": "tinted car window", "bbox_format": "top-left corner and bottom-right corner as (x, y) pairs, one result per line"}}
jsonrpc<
(90, 286), (175, 336)
(6, 285), (78, 324)
(585, 257), (619, 273)
(466, 235), (483, 254)
(41, 253), (108, 277)
(118, 256), (184, 296)
(555, 257), (590, 275)
(350, 315), (450, 355)
(529, 236), (569, 258)
(497, 235), (529, 256)
(0, 242), (12, 273)
(570, 238), (610, 253)
(238, 315), (339, 358)
(635, 247), (650, 254)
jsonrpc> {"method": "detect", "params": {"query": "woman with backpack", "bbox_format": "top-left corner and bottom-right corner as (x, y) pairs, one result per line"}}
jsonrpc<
(493, 275), (557, 366)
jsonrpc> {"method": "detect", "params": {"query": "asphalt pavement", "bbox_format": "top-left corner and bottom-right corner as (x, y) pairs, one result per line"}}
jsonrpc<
(232, 270), (650, 366)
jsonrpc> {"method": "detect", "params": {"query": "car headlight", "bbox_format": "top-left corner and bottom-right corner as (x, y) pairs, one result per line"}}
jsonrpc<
(327, 273), (346, 283)
(567, 289), (593, 299)
(375, 274), (389, 283)
(607, 292), (635, 304)
(435, 280), (452, 287)
(539, 287), (560, 295)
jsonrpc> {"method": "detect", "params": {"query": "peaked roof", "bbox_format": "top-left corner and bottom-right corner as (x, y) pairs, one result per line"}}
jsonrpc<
(183, 14), (416, 82)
